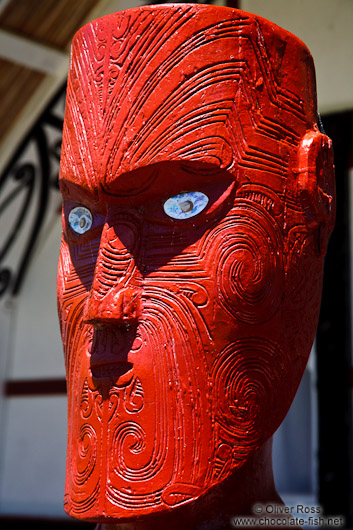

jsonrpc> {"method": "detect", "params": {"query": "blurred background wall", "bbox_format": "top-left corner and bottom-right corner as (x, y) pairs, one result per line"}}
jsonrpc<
(0, 0), (352, 527)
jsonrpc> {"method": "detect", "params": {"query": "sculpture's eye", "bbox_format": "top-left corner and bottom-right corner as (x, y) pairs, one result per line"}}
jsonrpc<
(163, 191), (209, 220)
(68, 206), (93, 234)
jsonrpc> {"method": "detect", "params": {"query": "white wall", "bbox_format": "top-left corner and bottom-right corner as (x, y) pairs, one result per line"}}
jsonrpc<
(8, 219), (64, 381)
(0, 217), (67, 517)
(0, 395), (67, 516)
(241, 0), (353, 114)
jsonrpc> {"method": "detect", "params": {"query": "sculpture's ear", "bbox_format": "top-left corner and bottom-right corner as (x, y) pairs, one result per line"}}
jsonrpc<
(296, 128), (336, 256)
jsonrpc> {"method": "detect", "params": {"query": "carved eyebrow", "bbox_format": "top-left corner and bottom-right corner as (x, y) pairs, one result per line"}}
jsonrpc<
(100, 162), (230, 200)
(60, 179), (99, 204)
(60, 163), (233, 212)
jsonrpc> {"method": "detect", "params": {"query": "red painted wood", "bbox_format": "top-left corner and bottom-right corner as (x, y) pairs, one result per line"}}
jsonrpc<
(58, 4), (335, 527)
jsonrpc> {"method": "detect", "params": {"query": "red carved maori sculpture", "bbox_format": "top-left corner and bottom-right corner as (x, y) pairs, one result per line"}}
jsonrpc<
(57, 4), (335, 529)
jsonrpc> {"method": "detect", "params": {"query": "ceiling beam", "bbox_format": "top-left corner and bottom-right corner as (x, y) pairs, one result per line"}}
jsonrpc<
(0, 29), (69, 76)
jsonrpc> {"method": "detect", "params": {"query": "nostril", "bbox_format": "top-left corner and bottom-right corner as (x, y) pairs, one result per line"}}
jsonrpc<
(85, 318), (105, 330)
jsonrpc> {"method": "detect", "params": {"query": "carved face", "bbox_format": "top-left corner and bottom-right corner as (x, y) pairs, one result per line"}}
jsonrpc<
(57, 4), (335, 523)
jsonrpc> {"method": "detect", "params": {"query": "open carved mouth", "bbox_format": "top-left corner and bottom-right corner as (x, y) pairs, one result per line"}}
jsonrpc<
(90, 361), (133, 379)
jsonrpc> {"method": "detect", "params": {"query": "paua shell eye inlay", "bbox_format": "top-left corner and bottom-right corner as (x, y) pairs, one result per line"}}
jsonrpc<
(68, 206), (93, 234)
(163, 191), (209, 220)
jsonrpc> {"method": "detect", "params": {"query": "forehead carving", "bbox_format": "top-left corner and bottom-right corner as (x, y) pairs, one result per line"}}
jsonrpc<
(60, 4), (316, 195)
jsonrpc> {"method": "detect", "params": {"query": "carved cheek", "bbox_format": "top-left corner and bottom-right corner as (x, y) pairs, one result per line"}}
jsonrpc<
(57, 237), (78, 355)
(206, 200), (284, 325)
(57, 233), (100, 370)
(203, 202), (287, 454)
(211, 338), (287, 454)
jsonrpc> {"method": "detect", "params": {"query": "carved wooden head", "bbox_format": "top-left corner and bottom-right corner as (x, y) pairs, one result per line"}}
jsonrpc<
(57, 4), (335, 522)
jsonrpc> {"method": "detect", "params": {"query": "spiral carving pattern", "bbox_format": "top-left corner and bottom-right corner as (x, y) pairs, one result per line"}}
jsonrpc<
(212, 200), (284, 324)
(112, 422), (147, 480)
(212, 338), (285, 453)
(73, 424), (97, 487)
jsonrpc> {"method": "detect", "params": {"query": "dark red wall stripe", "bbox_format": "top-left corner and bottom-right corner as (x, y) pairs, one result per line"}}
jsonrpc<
(4, 378), (67, 396)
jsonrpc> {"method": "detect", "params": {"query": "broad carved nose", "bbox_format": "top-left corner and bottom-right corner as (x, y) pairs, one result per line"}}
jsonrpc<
(85, 217), (142, 327)
(85, 286), (142, 326)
